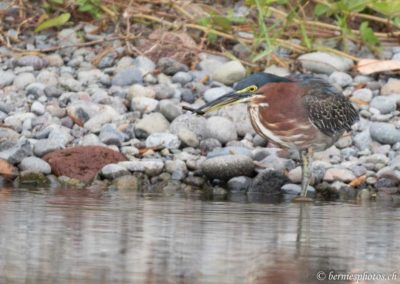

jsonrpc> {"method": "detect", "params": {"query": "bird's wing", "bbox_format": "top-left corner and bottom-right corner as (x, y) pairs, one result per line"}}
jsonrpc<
(303, 84), (359, 137)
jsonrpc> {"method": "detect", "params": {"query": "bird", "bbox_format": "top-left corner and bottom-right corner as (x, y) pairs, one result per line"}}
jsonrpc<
(184, 72), (359, 201)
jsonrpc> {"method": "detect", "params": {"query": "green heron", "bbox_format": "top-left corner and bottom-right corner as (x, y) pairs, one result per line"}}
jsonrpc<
(184, 73), (359, 200)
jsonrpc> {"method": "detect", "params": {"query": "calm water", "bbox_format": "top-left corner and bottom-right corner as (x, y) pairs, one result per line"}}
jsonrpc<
(0, 187), (399, 284)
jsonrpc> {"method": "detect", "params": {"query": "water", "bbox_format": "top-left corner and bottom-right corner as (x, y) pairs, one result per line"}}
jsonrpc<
(0, 187), (399, 284)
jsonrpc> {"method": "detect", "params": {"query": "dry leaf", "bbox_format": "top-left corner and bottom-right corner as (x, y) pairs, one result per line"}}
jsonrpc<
(349, 175), (366, 188)
(0, 159), (18, 178)
(357, 59), (400, 75)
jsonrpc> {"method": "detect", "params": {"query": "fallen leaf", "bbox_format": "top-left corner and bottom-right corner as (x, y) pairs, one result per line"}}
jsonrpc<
(0, 159), (18, 178)
(349, 175), (366, 188)
(357, 59), (400, 75)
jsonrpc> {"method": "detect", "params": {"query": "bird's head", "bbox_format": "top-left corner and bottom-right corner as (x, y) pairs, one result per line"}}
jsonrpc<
(185, 72), (292, 115)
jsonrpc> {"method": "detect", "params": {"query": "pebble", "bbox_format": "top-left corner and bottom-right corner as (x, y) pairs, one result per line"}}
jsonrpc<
(112, 175), (139, 191)
(207, 146), (253, 159)
(170, 114), (208, 139)
(84, 106), (121, 133)
(370, 122), (400, 145)
(177, 128), (199, 147)
(324, 167), (356, 182)
(298, 52), (353, 74)
(203, 87), (233, 103)
(352, 88), (373, 102)
(133, 56), (156, 74)
(135, 113), (170, 137)
(281, 183), (315, 196)
(16, 55), (47, 70)
(172, 72), (192, 84)
(0, 70), (15, 88)
(370, 96), (397, 114)
(249, 170), (288, 194)
(145, 133), (181, 149)
(131, 97), (159, 113)
(227, 176), (252, 192)
(206, 116), (237, 144)
(212, 61), (246, 85)
(99, 124), (125, 146)
(112, 66), (143, 86)
(33, 139), (63, 157)
(381, 79), (400, 96)
(101, 164), (130, 179)
(19, 156), (51, 174)
(31, 101), (45, 115)
(119, 159), (164, 176)
(159, 100), (182, 121)
(14, 72), (35, 89)
(329, 71), (353, 87)
(165, 160), (187, 180)
(157, 57), (188, 75)
(0, 139), (32, 164)
(201, 155), (254, 180)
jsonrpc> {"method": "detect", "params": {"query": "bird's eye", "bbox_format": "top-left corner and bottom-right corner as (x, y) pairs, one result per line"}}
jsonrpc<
(247, 85), (258, 92)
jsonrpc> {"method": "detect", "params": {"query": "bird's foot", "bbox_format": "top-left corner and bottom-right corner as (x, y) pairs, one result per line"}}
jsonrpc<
(291, 196), (314, 203)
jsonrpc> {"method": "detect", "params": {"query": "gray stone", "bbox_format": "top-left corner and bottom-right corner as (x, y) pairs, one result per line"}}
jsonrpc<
(227, 176), (253, 192)
(329, 71), (353, 87)
(145, 133), (181, 149)
(370, 96), (396, 114)
(101, 164), (130, 179)
(217, 104), (255, 136)
(84, 106), (121, 133)
(206, 116), (237, 144)
(14, 72), (35, 89)
(370, 122), (400, 145)
(177, 128), (199, 147)
(99, 124), (125, 146)
(131, 97), (159, 113)
(263, 65), (290, 77)
(352, 88), (373, 102)
(44, 85), (63, 97)
(201, 155), (254, 180)
(203, 87), (233, 103)
(112, 175), (138, 191)
(33, 139), (63, 157)
(324, 167), (356, 182)
(281, 183), (315, 195)
(57, 28), (80, 45)
(112, 66), (143, 86)
(80, 133), (102, 146)
(128, 84), (156, 99)
(381, 79), (400, 96)
(170, 114), (208, 139)
(212, 60), (246, 85)
(0, 139), (32, 164)
(0, 70), (15, 88)
(354, 130), (371, 150)
(207, 146), (253, 159)
(135, 113), (170, 137)
(119, 159), (164, 176)
(335, 135), (352, 149)
(133, 56), (156, 74)
(172, 72), (193, 84)
(19, 156), (51, 174)
(45, 54), (64, 67)
(159, 100), (182, 121)
(26, 82), (46, 97)
(165, 160), (187, 180)
(298, 52), (353, 74)
(16, 55), (47, 70)
(257, 154), (295, 172)
(153, 84), (175, 100)
(249, 170), (288, 194)
(157, 57), (188, 75)
(199, 138), (222, 153)
(60, 77), (82, 92)
(31, 101), (45, 115)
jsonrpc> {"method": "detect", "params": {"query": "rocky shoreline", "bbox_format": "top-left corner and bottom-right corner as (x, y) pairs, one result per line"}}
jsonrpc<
(1, 27), (400, 201)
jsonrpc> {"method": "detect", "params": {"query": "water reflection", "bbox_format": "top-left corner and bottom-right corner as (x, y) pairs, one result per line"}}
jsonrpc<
(0, 187), (399, 284)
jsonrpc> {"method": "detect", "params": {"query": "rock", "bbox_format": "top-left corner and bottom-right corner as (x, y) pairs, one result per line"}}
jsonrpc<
(288, 166), (302, 183)
(157, 57), (188, 75)
(354, 130), (371, 150)
(177, 128), (199, 148)
(60, 77), (82, 92)
(263, 65), (290, 77)
(16, 55), (47, 70)
(370, 96), (396, 114)
(45, 54), (64, 67)
(165, 160), (187, 180)
(257, 154), (295, 172)
(217, 104), (255, 136)
(207, 146), (253, 159)
(119, 159), (164, 176)
(181, 89), (196, 103)
(84, 106), (121, 133)
(44, 85), (63, 97)
(128, 84), (156, 99)
(206, 116), (237, 144)
(381, 79), (400, 96)
(135, 113), (170, 137)
(153, 84), (175, 100)
(14, 72), (35, 89)
(18, 171), (50, 187)
(99, 124), (125, 146)
(199, 138), (222, 153)
(133, 56), (156, 74)
(81, 134), (102, 146)
(203, 87), (233, 103)
(212, 60), (246, 85)
(58, 28), (80, 45)
(281, 183), (315, 196)
(0, 70), (15, 88)
(352, 88), (373, 102)
(19, 156), (51, 174)
(112, 66), (143, 86)
(298, 52), (353, 74)
(131, 97), (159, 113)
(159, 100), (182, 121)
(370, 122), (400, 145)
(324, 167), (356, 182)
(172, 72), (192, 84)
(249, 170), (288, 194)
(335, 135), (352, 149)
(26, 82), (45, 97)
(113, 175), (139, 191)
(31, 101), (45, 115)
(170, 114), (208, 139)
(0, 159), (18, 178)
(329, 71), (353, 87)
(33, 139), (64, 157)
(201, 155), (254, 180)
(0, 139), (32, 164)
(227, 176), (252, 192)
(314, 146), (341, 163)
(145, 133), (181, 149)
(101, 164), (130, 179)
(43, 146), (126, 183)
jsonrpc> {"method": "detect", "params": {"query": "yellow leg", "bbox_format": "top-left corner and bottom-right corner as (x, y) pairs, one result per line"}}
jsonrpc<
(293, 149), (314, 203)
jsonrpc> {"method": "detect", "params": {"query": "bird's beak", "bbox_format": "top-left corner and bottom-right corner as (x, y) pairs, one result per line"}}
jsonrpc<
(184, 90), (251, 115)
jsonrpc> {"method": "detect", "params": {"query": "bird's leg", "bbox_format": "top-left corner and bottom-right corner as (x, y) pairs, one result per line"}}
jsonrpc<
(300, 148), (313, 197)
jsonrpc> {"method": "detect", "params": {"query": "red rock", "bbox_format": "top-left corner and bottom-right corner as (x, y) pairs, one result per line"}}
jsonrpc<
(43, 146), (127, 183)
(0, 159), (18, 178)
